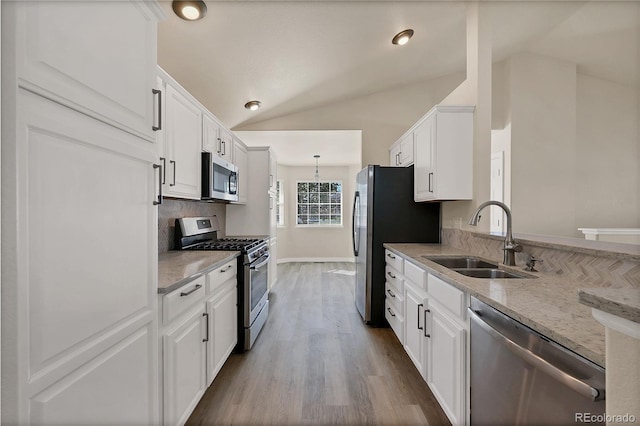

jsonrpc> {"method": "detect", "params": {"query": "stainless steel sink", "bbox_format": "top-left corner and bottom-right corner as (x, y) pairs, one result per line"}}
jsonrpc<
(423, 256), (499, 269)
(452, 268), (531, 279)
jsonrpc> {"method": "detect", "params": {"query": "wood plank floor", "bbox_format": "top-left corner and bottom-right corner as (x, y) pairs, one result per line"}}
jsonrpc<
(186, 262), (451, 426)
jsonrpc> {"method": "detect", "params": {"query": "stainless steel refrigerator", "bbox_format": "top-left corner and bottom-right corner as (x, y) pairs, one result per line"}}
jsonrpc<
(352, 165), (440, 326)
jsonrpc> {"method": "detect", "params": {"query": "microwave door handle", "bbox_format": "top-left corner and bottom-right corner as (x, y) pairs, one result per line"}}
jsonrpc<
(250, 254), (271, 270)
(229, 172), (237, 194)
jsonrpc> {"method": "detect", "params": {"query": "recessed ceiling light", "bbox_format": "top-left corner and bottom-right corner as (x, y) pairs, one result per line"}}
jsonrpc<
(392, 29), (414, 46)
(244, 100), (262, 111)
(172, 1), (207, 21)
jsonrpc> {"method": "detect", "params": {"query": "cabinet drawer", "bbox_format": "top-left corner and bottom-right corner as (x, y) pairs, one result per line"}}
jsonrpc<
(385, 281), (404, 315)
(206, 259), (237, 294)
(428, 274), (465, 319)
(404, 260), (427, 291)
(385, 299), (404, 345)
(385, 249), (403, 272)
(384, 265), (403, 292)
(162, 276), (206, 324)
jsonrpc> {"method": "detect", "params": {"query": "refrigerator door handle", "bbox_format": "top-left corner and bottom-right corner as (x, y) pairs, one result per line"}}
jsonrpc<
(352, 191), (360, 256)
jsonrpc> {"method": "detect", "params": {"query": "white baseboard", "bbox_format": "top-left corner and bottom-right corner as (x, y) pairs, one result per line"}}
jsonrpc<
(277, 257), (355, 264)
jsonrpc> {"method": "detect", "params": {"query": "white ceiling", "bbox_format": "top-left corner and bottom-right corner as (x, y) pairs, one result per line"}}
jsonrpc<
(158, 1), (640, 129)
(235, 130), (362, 166)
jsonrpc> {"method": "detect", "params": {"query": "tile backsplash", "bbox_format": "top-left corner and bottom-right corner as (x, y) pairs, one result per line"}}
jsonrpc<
(159, 199), (226, 253)
(442, 228), (640, 289)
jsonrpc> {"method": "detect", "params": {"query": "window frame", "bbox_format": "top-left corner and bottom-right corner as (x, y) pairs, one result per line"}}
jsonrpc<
(295, 180), (344, 228)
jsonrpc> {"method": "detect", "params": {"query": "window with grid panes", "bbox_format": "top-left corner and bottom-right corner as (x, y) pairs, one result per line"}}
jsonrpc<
(276, 180), (284, 226)
(296, 181), (342, 226)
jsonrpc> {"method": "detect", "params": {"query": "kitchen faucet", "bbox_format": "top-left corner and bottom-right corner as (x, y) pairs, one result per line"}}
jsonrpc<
(468, 201), (522, 266)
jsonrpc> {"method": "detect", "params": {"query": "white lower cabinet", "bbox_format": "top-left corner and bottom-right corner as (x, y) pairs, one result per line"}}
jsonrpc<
(160, 260), (238, 426)
(206, 280), (238, 386)
(396, 254), (469, 425)
(404, 281), (429, 379)
(163, 305), (208, 426)
(426, 302), (466, 425)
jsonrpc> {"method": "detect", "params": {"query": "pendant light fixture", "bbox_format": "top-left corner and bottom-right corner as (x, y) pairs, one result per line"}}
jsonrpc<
(172, 1), (207, 21)
(392, 29), (414, 45)
(314, 155), (321, 182)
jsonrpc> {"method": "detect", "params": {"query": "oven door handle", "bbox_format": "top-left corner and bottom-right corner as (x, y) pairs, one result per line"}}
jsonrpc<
(250, 253), (271, 270)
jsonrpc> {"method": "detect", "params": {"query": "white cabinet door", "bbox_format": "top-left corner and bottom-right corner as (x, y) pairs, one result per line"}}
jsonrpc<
(427, 306), (466, 426)
(205, 281), (238, 386)
(232, 139), (249, 204)
(219, 128), (233, 161)
(414, 106), (474, 202)
(163, 306), (207, 426)
(398, 133), (415, 166)
(30, 325), (157, 425)
(268, 151), (278, 193)
(13, 0), (161, 142)
(5, 90), (160, 424)
(202, 114), (220, 154)
(404, 283), (428, 379)
(414, 114), (436, 200)
(389, 141), (402, 166)
(163, 83), (202, 199)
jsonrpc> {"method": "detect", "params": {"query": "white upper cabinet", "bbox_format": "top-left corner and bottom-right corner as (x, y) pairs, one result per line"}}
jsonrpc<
(14, 0), (163, 143)
(389, 133), (414, 167)
(226, 147), (278, 237)
(202, 114), (220, 154)
(414, 105), (474, 202)
(232, 138), (249, 204)
(159, 76), (203, 200)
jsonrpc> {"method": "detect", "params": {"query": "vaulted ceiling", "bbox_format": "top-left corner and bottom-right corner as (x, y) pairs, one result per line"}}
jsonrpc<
(158, 1), (640, 130)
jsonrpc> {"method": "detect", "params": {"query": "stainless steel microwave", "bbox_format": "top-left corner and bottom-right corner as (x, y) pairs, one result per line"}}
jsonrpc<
(202, 152), (238, 202)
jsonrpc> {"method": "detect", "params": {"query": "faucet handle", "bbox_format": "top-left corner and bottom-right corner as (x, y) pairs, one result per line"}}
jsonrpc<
(525, 255), (543, 272)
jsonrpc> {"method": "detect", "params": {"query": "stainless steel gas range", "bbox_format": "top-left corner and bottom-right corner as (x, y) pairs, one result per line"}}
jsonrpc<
(175, 216), (269, 351)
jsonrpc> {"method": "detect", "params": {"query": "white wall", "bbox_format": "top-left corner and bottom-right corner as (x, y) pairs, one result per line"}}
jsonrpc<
(233, 73), (464, 168)
(276, 165), (359, 262)
(510, 53), (578, 237)
(575, 74), (640, 230)
(490, 53), (640, 238)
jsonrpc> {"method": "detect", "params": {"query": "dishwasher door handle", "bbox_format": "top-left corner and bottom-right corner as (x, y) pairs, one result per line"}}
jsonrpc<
(468, 309), (604, 401)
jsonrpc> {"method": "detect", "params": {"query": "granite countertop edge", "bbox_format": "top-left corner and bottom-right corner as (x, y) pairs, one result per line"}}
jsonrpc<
(158, 251), (241, 294)
(578, 288), (640, 324)
(383, 242), (607, 367)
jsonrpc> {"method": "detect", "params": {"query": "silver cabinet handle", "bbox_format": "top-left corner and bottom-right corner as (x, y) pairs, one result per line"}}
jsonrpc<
(387, 289), (396, 298)
(387, 271), (396, 279)
(428, 172), (434, 193)
(387, 253), (396, 259)
(216, 137), (222, 154)
(424, 308), (430, 338)
(203, 312), (209, 343)
(417, 303), (424, 330)
(170, 160), (176, 186)
(220, 265), (233, 273)
(468, 309), (603, 401)
(221, 140), (226, 156)
(387, 307), (396, 317)
(159, 157), (166, 184)
(152, 89), (162, 131)
(398, 151), (402, 165)
(153, 164), (162, 205)
(180, 284), (202, 297)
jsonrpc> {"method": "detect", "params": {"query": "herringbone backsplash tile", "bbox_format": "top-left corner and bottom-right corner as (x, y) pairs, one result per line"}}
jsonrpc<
(442, 228), (640, 288)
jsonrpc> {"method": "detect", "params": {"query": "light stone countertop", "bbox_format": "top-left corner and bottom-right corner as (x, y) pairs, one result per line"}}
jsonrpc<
(384, 243), (610, 367)
(578, 288), (640, 324)
(158, 250), (240, 294)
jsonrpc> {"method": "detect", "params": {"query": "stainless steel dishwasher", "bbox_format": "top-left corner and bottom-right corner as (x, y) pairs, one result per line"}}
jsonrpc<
(469, 297), (605, 425)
